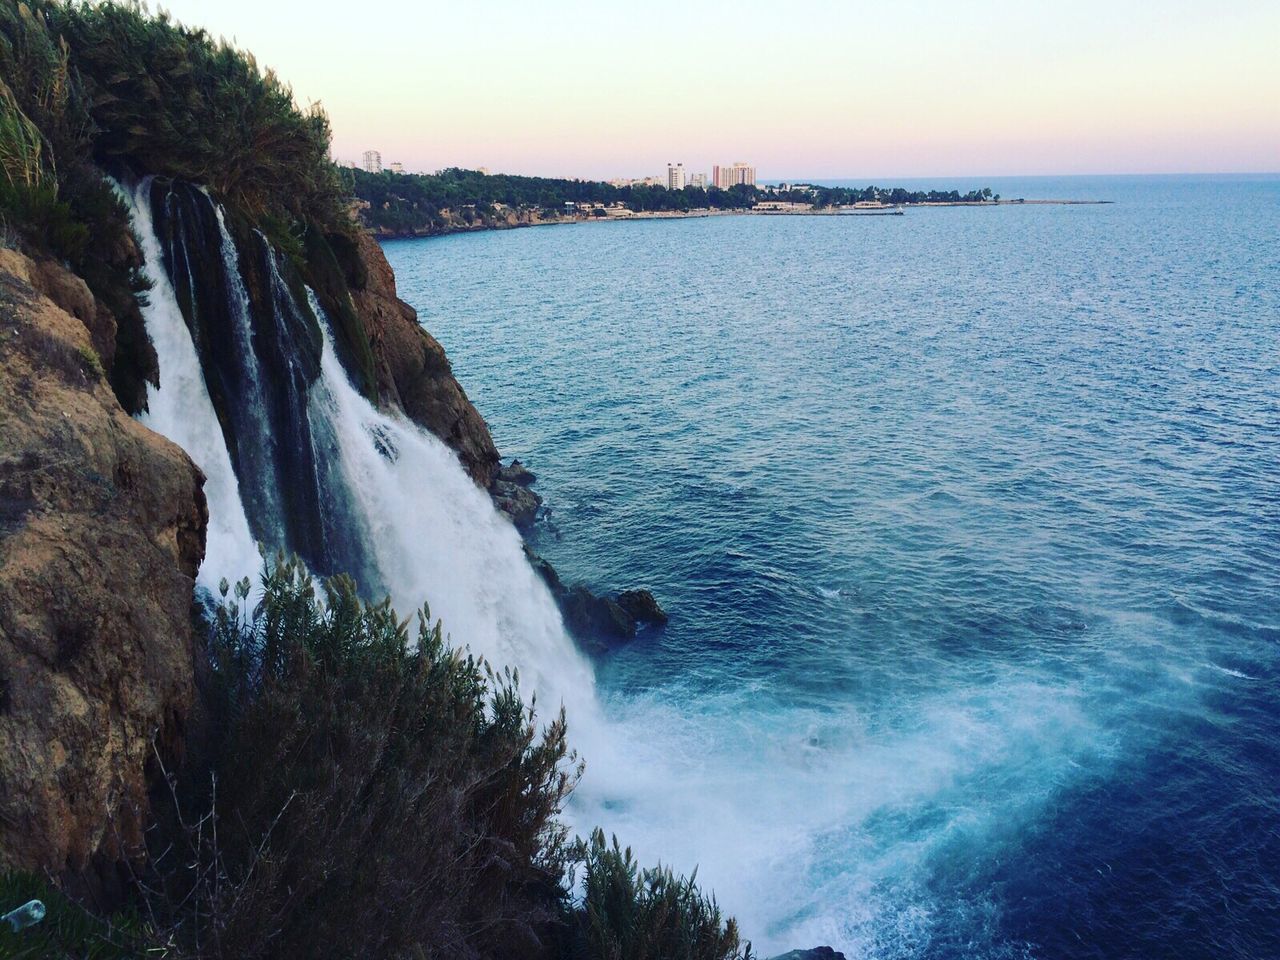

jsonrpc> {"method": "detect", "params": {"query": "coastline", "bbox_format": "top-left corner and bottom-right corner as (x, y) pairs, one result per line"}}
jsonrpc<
(373, 197), (1113, 241)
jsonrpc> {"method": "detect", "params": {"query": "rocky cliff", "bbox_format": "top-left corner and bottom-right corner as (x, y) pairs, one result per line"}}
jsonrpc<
(0, 249), (206, 886)
(349, 231), (500, 486)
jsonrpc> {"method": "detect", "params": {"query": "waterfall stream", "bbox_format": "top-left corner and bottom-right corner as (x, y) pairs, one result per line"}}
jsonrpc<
(122, 174), (602, 729)
(125, 178), (261, 597)
(305, 289), (600, 721)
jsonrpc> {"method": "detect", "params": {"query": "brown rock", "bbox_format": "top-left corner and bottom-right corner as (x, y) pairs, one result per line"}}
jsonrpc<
(497, 459), (537, 487)
(28, 257), (95, 325)
(492, 479), (542, 530)
(0, 253), (206, 887)
(350, 231), (499, 485)
(4, 253), (118, 375)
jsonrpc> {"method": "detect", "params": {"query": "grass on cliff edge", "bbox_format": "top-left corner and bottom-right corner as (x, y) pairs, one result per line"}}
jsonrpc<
(127, 555), (747, 960)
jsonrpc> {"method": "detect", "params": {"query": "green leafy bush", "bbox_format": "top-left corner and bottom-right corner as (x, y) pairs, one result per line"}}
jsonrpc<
(129, 555), (748, 960)
(149, 555), (579, 960)
(571, 830), (750, 960)
(0, 1), (353, 412)
(35, 0), (346, 230)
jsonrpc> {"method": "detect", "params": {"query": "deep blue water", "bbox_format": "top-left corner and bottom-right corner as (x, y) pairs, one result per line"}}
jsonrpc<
(385, 175), (1280, 959)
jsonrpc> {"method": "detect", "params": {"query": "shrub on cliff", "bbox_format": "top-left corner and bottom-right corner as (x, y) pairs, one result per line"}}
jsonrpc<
(148, 555), (577, 960)
(129, 554), (747, 960)
(17, 0), (347, 232)
(571, 830), (750, 960)
(0, 1), (352, 412)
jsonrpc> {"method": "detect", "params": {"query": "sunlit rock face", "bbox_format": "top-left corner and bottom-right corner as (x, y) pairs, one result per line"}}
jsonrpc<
(0, 249), (206, 889)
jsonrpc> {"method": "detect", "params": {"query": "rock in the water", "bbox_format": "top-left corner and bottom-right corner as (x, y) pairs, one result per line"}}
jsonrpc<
(497, 458), (537, 487)
(523, 544), (563, 592)
(561, 585), (636, 646)
(769, 949), (848, 960)
(0, 250), (207, 888)
(616, 588), (668, 625)
(492, 479), (542, 530)
(524, 547), (661, 649)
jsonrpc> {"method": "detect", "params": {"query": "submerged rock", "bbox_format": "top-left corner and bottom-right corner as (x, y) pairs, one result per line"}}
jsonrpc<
(769, 949), (848, 960)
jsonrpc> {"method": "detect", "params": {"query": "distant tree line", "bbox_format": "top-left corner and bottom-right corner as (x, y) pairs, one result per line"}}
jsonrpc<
(779, 184), (998, 206)
(350, 167), (998, 234)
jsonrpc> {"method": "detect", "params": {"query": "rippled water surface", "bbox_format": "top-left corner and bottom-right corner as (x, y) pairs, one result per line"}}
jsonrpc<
(386, 175), (1280, 959)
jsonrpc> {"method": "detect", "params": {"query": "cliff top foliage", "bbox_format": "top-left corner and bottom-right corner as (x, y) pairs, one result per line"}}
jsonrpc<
(0, 0), (347, 242)
(0, 0), (364, 411)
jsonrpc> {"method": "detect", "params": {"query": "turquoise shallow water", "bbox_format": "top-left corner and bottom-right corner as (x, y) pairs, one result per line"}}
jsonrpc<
(385, 175), (1280, 959)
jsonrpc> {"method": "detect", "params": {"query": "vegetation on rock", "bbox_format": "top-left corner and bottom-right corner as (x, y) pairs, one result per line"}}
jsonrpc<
(0, 0), (353, 411)
(132, 556), (744, 960)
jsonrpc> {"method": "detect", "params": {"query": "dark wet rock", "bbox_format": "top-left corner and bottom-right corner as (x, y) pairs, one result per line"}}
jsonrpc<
(492, 479), (542, 530)
(561, 586), (635, 646)
(523, 546), (666, 651)
(524, 545), (563, 592)
(769, 949), (848, 960)
(616, 589), (668, 626)
(497, 458), (537, 487)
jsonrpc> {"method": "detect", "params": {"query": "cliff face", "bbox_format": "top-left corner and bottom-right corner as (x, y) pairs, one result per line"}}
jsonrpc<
(366, 204), (579, 240)
(0, 249), (206, 884)
(349, 230), (500, 485)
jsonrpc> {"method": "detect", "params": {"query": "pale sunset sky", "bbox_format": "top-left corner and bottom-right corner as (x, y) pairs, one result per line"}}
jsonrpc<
(155, 0), (1278, 180)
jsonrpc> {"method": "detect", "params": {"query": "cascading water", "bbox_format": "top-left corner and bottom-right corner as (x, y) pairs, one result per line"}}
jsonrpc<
(123, 172), (603, 729)
(304, 290), (601, 723)
(123, 178), (260, 596)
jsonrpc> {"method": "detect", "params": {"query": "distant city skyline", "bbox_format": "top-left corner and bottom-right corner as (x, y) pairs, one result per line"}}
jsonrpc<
(152, 0), (1278, 179)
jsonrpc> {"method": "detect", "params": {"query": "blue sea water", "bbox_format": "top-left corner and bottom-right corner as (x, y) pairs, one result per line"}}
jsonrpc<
(384, 174), (1280, 959)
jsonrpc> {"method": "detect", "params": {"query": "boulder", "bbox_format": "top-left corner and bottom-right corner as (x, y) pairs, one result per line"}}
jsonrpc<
(492, 479), (542, 531)
(769, 949), (848, 960)
(561, 586), (636, 646)
(616, 589), (668, 626)
(523, 547), (667, 652)
(497, 458), (537, 487)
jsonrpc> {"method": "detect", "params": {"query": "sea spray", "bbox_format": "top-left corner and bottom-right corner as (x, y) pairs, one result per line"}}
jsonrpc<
(122, 178), (261, 597)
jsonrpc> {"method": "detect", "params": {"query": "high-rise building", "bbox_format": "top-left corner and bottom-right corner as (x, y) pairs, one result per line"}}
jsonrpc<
(689, 172), (707, 189)
(713, 162), (756, 189)
(361, 149), (382, 174)
(667, 162), (686, 190)
(389, 161), (404, 174)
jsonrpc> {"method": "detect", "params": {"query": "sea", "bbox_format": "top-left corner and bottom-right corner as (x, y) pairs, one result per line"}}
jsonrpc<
(383, 174), (1279, 960)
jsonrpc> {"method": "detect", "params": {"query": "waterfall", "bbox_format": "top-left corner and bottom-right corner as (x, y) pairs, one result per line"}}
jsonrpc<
(123, 178), (261, 596)
(305, 291), (600, 721)
(121, 172), (600, 725)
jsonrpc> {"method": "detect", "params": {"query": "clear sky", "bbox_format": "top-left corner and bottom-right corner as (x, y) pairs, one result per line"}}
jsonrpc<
(154, 0), (1278, 180)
